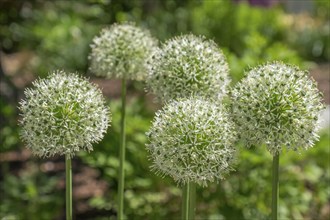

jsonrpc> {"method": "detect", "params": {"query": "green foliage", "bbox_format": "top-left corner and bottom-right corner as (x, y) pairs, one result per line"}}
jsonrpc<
(0, 162), (63, 219)
(191, 1), (305, 83)
(1, 0), (326, 79)
(0, 0), (188, 76)
(21, 2), (106, 75)
(314, 0), (330, 20)
(0, 0), (329, 219)
(78, 97), (330, 220)
(2, 95), (328, 219)
(227, 129), (330, 220)
(79, 97), (182, 219)
(192, 1), (285, 55)
(285, 0), (330, 62)
(0, 97), (19, 152)
(224, 34), (303, 83)
(287, 21), (330, 62)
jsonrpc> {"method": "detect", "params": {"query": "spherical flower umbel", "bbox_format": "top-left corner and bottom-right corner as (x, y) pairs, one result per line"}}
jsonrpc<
(146, 34), (230, 102)
(231, 62), (324, 155)
(89, 22), (158, 81)
(146, 98), (237, 186)
(19, 71), (110, 158)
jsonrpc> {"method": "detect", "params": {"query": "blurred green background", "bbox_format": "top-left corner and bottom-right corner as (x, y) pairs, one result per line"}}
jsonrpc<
(0, 0), (329, 219)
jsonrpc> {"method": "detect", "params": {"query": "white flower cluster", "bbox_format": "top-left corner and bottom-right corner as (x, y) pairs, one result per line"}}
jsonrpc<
(231, 62), (324, 155)
(89, 22), (158, 81)
(19, 71), (110, 158)
(146, 34), (230, 102)
(146, 98), (237, 186)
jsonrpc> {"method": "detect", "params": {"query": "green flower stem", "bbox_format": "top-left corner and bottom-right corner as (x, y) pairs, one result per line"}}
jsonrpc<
(188, 182), (196, 220)
(272, 154), (279, 220)
(65, 154), (72, 220)
(182, 183), (190, 220)
(118, 78), (127, 219)
(182, 182), (196, 220)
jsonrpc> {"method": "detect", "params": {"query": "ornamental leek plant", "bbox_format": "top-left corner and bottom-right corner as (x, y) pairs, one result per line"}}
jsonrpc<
(89, 22), (158, 219)
(18, 71), (110, 220)
(146, 98), (237, 219)
(146, 34), (231, 218)
(146, 34), (230, 102)
(231, 62), (324, 220)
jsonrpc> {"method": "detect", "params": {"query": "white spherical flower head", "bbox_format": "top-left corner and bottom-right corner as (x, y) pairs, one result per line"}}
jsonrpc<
(89, 22), (158, 81)
(19, 70), (110, 158)
(146, 34), (230, 102)
(231, 62), (325, 155)
(146, 98), (237, 186)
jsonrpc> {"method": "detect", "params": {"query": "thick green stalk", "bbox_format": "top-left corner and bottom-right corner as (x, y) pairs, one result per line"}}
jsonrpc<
(65, 154), (72, 220)
(182, 183), (190, 220)
(188, 182), (196, 220)
(271, 154), (279, 220)
(118, 78), (127, 219)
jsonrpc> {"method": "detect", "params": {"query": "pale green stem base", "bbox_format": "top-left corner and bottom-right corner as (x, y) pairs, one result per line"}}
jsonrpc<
(118, 78), (127, 220)
(182, 183), (190, 220)
(182, 182), (196, 220)
(66, 154), (72, 220)
(189, 182), (196, 219)
(272, 154), (279, 220)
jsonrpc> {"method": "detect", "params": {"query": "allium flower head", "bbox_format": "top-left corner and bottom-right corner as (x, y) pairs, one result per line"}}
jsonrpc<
(19, 70), (110, 158)
(231, 62), (325, 155)
(146, 98), (237, 186)
(89, 22), (158, 80)
(146, 34), (230, 102)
